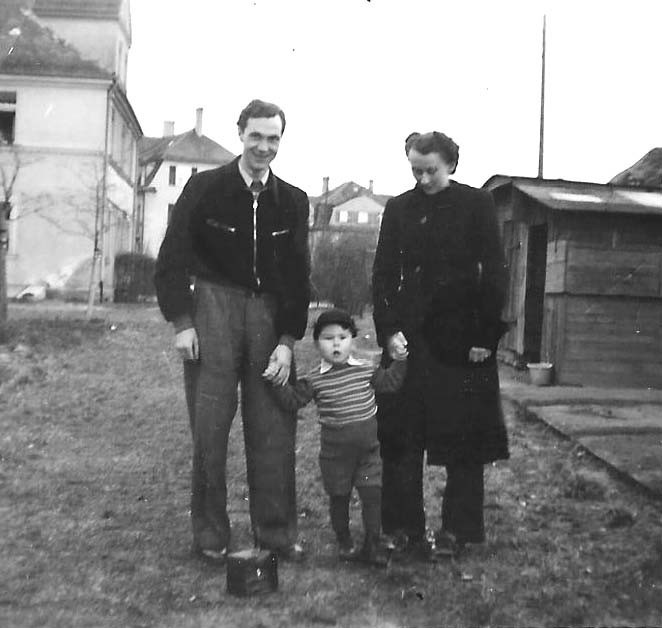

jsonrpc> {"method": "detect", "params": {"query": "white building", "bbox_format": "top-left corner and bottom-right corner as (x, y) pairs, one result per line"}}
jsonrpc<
(136, 110), (234, 257)
(0, 0), (141, 299)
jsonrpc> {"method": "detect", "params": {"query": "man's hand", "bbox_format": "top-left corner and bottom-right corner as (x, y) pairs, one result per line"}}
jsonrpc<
(387, 331), (409, 361)
(263, 344), (292, 386)
(175, 327), (199, 361)
(469, 347), (491, 363)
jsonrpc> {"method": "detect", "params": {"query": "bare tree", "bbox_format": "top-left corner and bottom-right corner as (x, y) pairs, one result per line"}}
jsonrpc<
(0, 142), (21, 343)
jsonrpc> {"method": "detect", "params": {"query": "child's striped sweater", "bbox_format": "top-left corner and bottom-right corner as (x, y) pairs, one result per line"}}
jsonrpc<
(272, 356), (407, 427)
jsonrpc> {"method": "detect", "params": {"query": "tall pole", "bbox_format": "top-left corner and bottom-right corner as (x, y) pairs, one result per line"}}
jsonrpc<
(538, 14), (547, 179)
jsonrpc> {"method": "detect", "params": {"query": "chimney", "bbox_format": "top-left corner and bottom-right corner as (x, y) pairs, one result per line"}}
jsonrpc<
(322, 177), (329, 196)
(163, 120), (175, 136)
(368, 179), (374, 193)
(195, 107), (203, 136)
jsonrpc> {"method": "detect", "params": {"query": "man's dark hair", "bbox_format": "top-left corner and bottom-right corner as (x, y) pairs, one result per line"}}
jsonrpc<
(410, 131), (460, 174)
(237, 99), (286, 133)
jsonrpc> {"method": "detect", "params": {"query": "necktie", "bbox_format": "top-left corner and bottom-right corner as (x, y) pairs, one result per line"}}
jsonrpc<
(250, 180), (263, 196)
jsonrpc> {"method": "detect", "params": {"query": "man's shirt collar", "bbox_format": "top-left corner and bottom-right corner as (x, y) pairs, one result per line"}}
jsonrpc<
(320, 355), (363, 374)
(238, 158), (270, 189)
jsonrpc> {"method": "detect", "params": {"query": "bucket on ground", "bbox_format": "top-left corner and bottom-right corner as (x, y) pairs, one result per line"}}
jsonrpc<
(527, 362), (554, 386)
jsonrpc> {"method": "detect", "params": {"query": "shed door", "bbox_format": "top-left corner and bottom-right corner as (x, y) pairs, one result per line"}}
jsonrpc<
(523, 224), (548, 361)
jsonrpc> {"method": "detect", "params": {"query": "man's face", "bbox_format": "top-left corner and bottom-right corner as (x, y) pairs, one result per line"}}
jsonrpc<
(316, 324), (354, 366)
(238, 115), (282, 176)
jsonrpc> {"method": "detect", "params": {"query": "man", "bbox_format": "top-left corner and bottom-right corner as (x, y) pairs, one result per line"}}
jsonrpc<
(155, 99), (310, 562)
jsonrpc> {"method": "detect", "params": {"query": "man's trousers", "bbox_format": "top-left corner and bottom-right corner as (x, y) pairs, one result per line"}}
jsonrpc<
(183, 279), (298, 552)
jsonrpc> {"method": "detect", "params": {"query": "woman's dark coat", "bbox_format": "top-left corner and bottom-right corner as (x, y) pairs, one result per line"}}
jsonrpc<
(372, 181), (510, 466)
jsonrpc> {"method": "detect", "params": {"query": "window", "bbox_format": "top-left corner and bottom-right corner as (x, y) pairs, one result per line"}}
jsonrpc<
(169, 166), (176, 186)
(191, 167), (198, 177)
(167, 203), (175, 224)
(0, 91), (17, 144)
(338, 210), (348, 223)
(358, 211), (369, 224)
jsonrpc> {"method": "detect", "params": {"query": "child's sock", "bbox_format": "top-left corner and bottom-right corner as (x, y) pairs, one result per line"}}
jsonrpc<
(357, 485), (381, 540)
(329, 494), (351, 542)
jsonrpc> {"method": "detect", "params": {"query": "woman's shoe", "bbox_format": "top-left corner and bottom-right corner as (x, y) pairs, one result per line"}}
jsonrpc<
(338, 537), (359, 562)
(432, 530), (463, 558)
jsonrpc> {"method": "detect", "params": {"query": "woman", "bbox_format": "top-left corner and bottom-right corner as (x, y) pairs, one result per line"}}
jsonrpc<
(372, 131), (509, 558)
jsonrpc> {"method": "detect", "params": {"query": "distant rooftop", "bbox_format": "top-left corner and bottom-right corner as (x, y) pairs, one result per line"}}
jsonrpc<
(609, 148), (662, 188)
(32, 0), (123, 20)
(139, 129), (235, 167)
(0, 4), (110, 79)
(309, 180), (391, 208)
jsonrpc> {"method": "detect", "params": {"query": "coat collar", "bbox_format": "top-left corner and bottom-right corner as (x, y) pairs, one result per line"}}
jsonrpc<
(319, 355), (364, 374)
(219, 157), (281, 205)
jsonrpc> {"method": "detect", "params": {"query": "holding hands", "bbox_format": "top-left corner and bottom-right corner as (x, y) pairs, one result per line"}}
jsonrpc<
(387, 331), (409, 361)
(262, 344), (293, 386)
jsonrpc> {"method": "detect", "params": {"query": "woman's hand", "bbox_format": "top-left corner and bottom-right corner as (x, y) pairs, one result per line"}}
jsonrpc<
(469, 347), (492, 363)
(387, 331), (409, 361)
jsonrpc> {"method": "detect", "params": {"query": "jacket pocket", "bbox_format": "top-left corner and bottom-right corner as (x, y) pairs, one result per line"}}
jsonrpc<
(205, 218), (236, 233)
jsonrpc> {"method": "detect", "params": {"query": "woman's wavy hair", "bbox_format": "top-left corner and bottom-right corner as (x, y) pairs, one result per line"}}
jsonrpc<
(410, 131), (459, 174)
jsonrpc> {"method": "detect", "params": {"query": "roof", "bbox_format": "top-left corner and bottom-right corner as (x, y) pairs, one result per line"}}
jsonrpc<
(609, 148), (662, 188)
(32, 0), (122, 20)
(310, 180), (391, 208)
(139, 129), (235, 166)
(484, 175), (662, 216)
(0, 5), (110, 79)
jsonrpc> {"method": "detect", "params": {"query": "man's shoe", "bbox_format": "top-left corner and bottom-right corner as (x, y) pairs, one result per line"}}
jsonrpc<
(193, 544), (228, 563)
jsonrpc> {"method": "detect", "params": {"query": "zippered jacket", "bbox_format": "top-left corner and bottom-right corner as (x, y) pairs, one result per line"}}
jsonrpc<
(155, 158), (311, 340)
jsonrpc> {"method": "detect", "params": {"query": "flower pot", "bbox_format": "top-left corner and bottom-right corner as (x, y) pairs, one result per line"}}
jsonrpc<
(527, 362), (554, 386)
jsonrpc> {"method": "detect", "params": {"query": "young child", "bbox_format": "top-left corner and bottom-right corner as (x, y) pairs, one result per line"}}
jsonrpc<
(263, 308), (407, 567)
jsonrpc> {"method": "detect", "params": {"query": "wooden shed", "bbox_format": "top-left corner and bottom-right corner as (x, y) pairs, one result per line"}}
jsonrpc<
(484, 175), (662, 389)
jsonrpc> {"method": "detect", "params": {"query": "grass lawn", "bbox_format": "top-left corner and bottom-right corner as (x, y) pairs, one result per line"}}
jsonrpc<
(1, 301), (662, 628)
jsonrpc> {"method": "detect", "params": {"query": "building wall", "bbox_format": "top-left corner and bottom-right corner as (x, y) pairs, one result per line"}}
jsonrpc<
(141, 160), (218, 258)
(0, 79), (137, 298)
(11, 82), (107, 149)
(329, 196), (383, 227)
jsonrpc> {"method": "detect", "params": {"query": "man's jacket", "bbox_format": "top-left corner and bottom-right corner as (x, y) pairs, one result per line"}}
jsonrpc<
(154, 158), (311, 340)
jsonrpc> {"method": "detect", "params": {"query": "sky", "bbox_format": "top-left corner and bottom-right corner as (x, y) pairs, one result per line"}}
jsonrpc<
(127, 0), (662, 197)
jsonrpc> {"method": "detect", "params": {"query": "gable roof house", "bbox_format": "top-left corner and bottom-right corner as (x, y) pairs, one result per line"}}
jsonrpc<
(136, 110), (235, 257)
(484, 174), (662, 389)
(0, 0), (142, 300)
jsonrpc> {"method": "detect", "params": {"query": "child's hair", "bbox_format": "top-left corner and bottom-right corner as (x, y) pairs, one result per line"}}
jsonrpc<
(312, 308), (358, 340)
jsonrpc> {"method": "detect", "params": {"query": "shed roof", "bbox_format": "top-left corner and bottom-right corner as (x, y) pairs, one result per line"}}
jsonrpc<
(484, 175), (662, 216)
(139, 129), (235, 166)
(0, 5), (110, 79)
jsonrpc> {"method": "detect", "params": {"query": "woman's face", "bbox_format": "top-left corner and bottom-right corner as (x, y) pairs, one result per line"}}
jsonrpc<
(408, 149), (453, 195)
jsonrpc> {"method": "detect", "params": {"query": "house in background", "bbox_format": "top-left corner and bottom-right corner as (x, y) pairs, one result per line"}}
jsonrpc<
(0, 0), (141, 299)
(309, 178), (390, 229)
(136, 109), (234, 257)
(485, 175), (662, 389)
(307, 177), (391, 313)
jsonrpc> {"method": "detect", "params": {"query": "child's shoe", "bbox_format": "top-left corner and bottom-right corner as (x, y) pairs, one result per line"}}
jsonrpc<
(337, 535), (358, 562)
(360, 536), (391, 568)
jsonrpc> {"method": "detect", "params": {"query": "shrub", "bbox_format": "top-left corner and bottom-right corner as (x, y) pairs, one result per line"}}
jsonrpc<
(113, 252), (156, 303)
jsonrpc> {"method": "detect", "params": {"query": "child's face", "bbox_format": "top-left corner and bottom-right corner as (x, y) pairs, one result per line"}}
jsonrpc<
(316, 324), (354, 366)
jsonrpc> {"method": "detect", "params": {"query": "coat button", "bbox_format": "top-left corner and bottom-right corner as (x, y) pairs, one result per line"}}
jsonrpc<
(415, 266), (421, 273)
(420, 216), (427, 224)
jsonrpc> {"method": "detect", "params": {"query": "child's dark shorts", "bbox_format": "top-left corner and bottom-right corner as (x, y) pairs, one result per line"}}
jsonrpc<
(319, 417), (381, 496)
